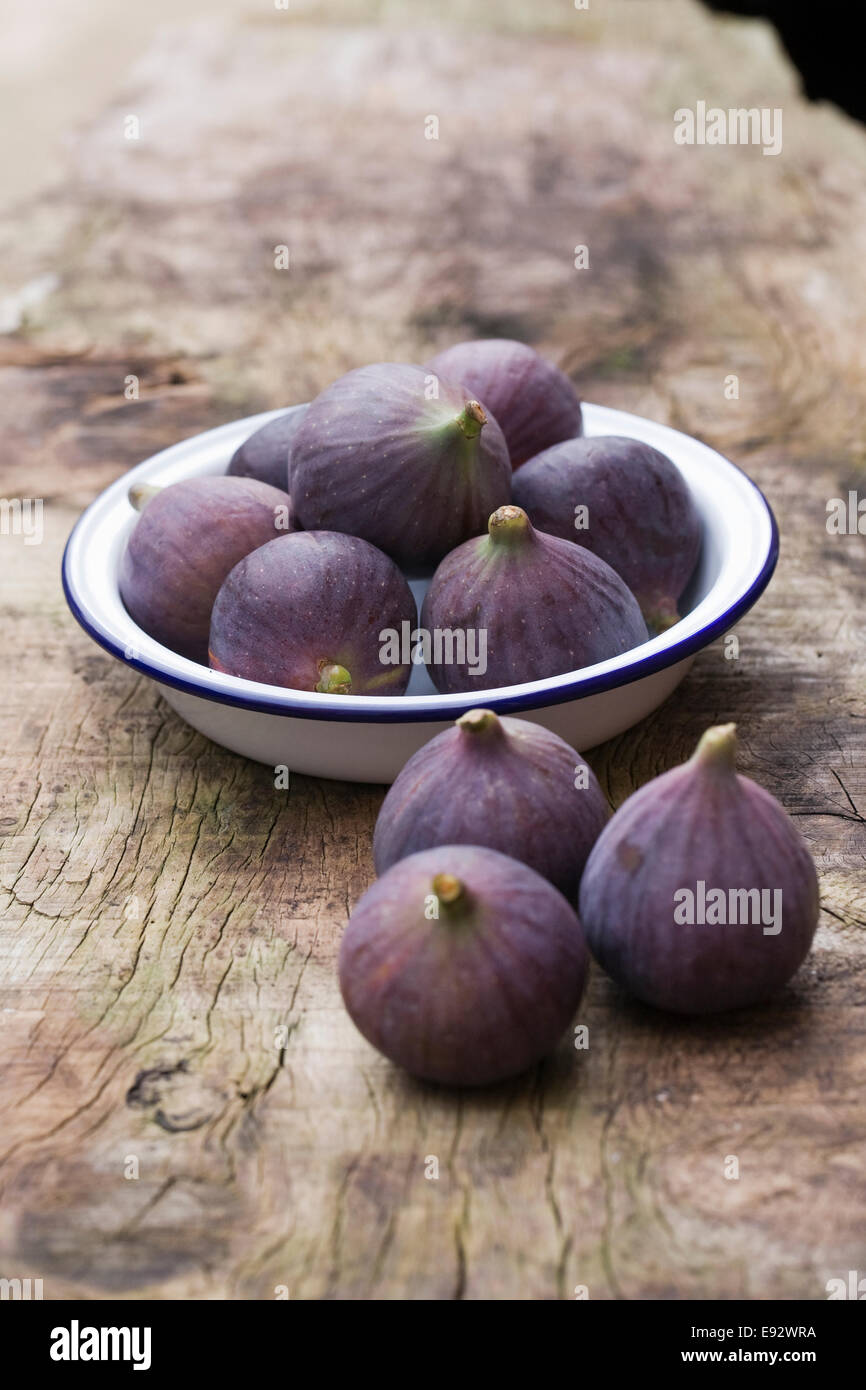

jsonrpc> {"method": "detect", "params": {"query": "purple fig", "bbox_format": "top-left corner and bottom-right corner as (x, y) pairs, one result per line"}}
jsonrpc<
(373, 709), (608, 899)
(512, 435), (702, 631)
(339, 844), (589, 1085)
(291, 363), (511, 569)
(227, 404), (310, 492)
(119, 475), (291, 664)
(208, 530), (415, 695)
(578, 725), (820, 1014)
(426, 338), (582, 468)
(419, 505), (648, 693)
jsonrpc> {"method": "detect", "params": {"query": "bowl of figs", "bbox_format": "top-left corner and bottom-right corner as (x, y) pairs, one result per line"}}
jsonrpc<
(63, 338), (778, 782)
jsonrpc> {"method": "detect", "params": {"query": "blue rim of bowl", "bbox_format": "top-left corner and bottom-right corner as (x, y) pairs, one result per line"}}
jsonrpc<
(61, 450), (780, 725)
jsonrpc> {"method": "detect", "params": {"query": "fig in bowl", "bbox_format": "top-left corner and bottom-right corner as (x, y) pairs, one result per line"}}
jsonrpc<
(291, 363), (511, 569)
(339, 844), (590, 1085)
(373, 708), (608, 899)
(420, 505), (648, 693)
(226, 403), (310, 492)
(208, 530), (416, 695)
(512, 435), (702, 631)
(118, 474), (292, 665)
(426, 338), (583, 468)
(578, 724), (820, 1013)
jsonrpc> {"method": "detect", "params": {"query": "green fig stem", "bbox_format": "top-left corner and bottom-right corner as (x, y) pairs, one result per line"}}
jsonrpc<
(316, 662), (352, 695)
(128, 482), (161, 512)
(456, 708), (504, 740)
(644, 596), (680, 633)
(487, 504), (534, 546)
(431, 873), (467, 911)
(692, 723), (738, 772)
(455, 400), (487, 440)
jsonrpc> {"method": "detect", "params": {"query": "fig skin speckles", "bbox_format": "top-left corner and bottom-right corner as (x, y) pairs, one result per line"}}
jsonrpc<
(373, 708), (608, 899)
(208, 530), (416, 695)
(512, 434), (702, 631)
(119, 475), (292, 665)
(578, 725), (821, 1014)
(427, 338), (583, 468)
(291, 363), (512, 570)
(339, 844), (590, 1085)
(420, 505), (648, 693)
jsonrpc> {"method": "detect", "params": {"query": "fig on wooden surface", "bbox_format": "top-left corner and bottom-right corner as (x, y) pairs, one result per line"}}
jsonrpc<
(419, 505), (648, 693)
(208, 530), (415, 695)
(512, 435), (702, 631)
(119, 475), (291, 665)
(227, 405), (310, 492)
(291, 363), (511, 569)
(578, 725), (820, 1014)
(426, 338), (582, 468)
(373, 709), (608, 898)
(339, 844), (589, 1085)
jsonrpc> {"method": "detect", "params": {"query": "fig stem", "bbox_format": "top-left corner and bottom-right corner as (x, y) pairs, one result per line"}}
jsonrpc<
(431, 873), (467, 910)
(316, 662), (352, 695)
(487, 504), (533, 545)
(456, 400), (487, 440)
(693, 723), (738, 771)
(456, 708), (504, 739)
(644, 597), (680, 633)
(128, 482), (161, 512)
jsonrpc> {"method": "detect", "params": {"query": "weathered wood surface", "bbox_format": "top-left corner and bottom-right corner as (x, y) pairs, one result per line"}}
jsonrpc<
(1, 0), (864, 1300)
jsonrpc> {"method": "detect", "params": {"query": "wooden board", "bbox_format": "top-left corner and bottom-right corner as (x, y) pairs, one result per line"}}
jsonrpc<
(1, 0), (864, 1299)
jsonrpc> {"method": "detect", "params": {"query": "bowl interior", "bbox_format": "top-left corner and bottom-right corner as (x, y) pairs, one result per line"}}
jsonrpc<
(63, 403), (775, 714)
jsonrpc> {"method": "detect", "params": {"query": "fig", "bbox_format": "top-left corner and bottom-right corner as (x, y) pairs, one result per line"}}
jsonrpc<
(578, 725), (820, 1014)
(227, 405), (310, 492)
(208, 530), (415, 695)
(291, 363), (511, 569)
(119, 475), (291, 664)
(511, 435), (702, 631)
(339, 844), (589, 1085)
(426, 338), (582, 468)
(373, 709), (608, 899)
(419, 505), (648, 693)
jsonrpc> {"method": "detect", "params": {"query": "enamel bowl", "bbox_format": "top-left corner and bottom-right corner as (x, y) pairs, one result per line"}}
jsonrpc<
(62, 404), (778, 783)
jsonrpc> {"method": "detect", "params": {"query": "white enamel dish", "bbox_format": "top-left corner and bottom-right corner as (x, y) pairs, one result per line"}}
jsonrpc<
(62, 404), (778, 783)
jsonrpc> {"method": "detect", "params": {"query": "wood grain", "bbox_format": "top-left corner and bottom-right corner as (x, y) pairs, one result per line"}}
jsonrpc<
(1, 0), (864, 1299)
